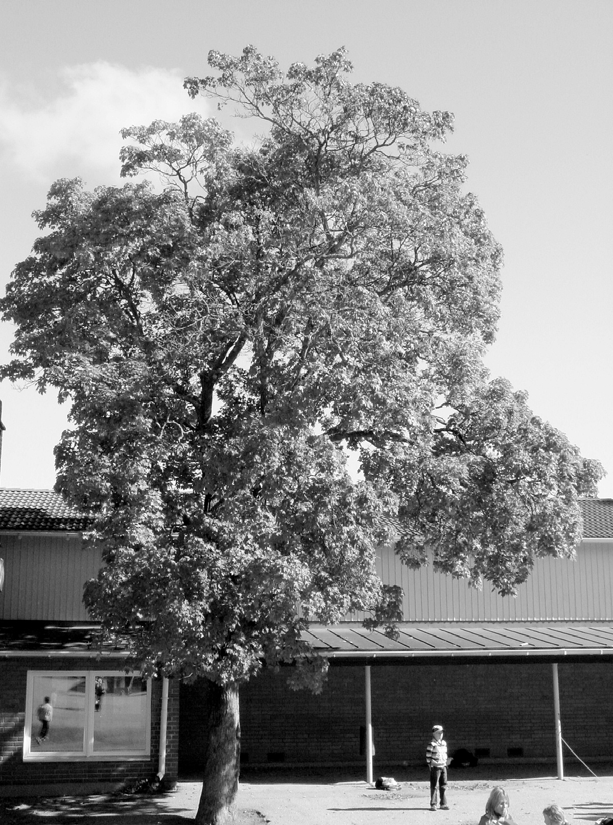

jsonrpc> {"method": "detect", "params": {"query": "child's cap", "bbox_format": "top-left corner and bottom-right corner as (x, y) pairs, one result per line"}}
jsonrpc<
(432, 725), (443, 732)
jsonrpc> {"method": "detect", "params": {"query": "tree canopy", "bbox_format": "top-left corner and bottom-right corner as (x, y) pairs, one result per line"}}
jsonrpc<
(0, 45), (602, 821)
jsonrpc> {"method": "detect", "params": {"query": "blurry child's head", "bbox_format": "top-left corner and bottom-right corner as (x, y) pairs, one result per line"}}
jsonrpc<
(485, 787), (510, 819)
(543, 805), (568, 825)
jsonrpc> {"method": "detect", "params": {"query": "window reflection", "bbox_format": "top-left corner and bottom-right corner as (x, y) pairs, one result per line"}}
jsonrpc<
(26, 671), (150, 759)
(30, 674), (86, 753)
(93, 675), (148, 752)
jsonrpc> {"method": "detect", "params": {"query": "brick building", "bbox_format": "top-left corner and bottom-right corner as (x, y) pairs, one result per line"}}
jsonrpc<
(1, 488), (612, 792)
(185, 499), (613, 777)
(0, 489), (179, 794)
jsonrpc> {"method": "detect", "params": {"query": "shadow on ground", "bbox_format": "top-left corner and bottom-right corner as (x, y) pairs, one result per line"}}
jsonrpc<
(573, 802), (613, 822)
(0, 793), (192, 825)
(0, 793), (266, 825)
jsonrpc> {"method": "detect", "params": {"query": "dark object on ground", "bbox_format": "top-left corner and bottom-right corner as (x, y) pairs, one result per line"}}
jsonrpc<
(595, 819), (613, 825)
(119, 773), (178, 795)
(450, 748), (479, 768)
(375, 776), (400, 790)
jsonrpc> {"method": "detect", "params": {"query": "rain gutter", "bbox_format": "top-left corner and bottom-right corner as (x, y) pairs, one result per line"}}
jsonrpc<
(323, 647), (613, 659)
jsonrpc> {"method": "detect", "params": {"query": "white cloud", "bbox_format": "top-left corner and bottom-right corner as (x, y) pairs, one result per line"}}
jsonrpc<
(0, 63), (211, 186)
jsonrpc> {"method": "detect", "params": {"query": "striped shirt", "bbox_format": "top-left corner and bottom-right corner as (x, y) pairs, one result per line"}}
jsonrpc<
(426, 737), (448, 768)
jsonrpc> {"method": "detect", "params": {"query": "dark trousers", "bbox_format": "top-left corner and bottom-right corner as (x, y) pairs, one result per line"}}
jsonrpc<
(39, 720), (49, 740)
(429, 766), (447, 807)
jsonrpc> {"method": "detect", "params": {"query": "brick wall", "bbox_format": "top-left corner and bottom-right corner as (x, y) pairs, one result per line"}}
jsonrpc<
(0, 657), (179, 789)
(198, 660), (613, 769)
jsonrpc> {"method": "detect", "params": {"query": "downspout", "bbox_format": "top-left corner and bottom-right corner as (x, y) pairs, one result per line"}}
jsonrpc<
(157, 676), (169, 780)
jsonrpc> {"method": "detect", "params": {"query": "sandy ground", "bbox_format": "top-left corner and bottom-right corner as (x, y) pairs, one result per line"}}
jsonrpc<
(1, 764), (613, 824)
(232, 767), (613, 825)
(163, 764), (613, 824)
(233, 776), (613, 825)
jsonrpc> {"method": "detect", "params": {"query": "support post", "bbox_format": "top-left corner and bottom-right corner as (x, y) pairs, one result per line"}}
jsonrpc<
(157, 676), (169, 780)
(552, 663), (564, 780)
(365, 665), (373, 785)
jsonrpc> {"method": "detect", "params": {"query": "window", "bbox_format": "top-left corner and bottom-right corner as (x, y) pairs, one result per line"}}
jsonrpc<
(24, 671), (151, 761)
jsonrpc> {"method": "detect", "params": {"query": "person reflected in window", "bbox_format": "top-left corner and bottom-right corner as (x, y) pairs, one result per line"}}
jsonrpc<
(95, 677), (107, 712)
(35, 696), (53, 744)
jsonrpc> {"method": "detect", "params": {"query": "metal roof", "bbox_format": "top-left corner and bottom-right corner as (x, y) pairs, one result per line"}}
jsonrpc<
(3, 620), (613, 661)
(303, 622), (613, 661)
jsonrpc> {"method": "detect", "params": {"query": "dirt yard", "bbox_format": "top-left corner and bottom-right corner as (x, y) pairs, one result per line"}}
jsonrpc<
(1, 763), (612, 825)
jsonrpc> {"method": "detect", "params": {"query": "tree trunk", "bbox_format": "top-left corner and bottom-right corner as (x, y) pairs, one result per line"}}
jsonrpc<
(195, 680), (241, 825)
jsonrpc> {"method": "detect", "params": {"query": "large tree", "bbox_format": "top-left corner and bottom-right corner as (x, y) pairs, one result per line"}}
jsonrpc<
(1, 47), (601, 824)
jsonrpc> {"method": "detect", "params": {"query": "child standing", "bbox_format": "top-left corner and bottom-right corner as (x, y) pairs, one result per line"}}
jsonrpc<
(426, 724), (449, 811)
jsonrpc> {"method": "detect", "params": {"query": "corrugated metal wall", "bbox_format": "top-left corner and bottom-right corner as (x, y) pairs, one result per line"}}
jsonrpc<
(0, 534), (102, 621)
(371, 540), (613, 621)
(1, 533), (611, 623)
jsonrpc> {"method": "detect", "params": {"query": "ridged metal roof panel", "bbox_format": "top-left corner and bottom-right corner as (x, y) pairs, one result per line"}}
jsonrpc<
(306, 623), (613, 658)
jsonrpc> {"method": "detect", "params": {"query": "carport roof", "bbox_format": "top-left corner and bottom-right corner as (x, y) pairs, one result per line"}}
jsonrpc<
(303, 622), (613, 661)
(3, 620), (613, 662)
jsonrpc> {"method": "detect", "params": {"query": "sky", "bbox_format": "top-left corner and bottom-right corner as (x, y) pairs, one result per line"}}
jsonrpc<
(0, 0), (612, 495)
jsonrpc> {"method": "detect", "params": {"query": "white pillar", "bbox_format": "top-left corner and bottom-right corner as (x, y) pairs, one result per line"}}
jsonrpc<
(552, 663), (564, 780)
(365, 665), (374, 785)
(157, 676), (169, 780)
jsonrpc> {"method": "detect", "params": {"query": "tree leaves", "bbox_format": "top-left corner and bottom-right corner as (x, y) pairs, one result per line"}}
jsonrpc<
(0, 46), (602, 684)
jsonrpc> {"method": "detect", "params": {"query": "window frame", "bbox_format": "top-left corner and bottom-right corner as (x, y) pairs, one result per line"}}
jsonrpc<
(24, 669), (152, 762)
